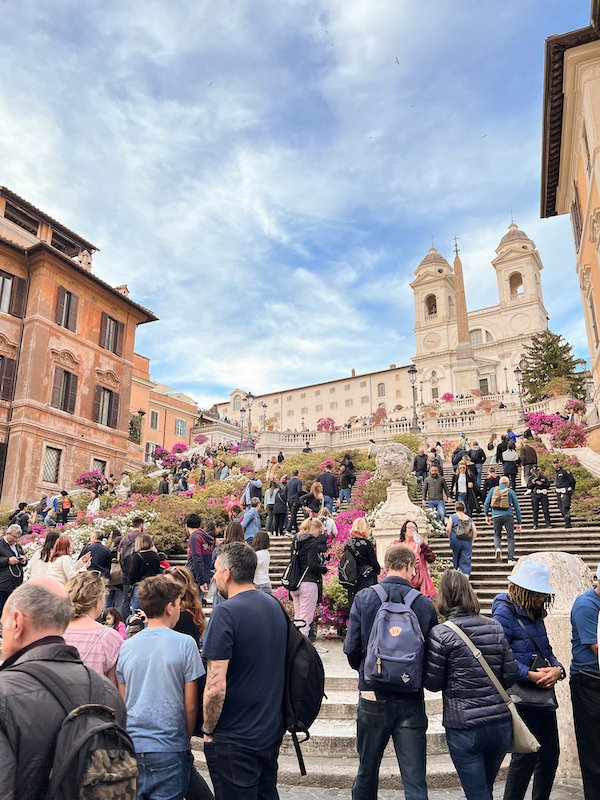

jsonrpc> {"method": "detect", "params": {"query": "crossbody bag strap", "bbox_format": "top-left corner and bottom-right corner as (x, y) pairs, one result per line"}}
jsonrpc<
(508, 610), (546, 658)
(444, 620), (512, 705)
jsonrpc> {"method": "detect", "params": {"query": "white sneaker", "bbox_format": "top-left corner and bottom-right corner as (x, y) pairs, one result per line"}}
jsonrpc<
(508, 559), (516, 566)
(495, 548), (502, 562)
(314, 644), (329, 654)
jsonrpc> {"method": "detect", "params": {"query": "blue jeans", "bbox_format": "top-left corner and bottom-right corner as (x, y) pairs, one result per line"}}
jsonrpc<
(204, 739), (281, 800)
(324, 495), (333, 512)
(450, 532), (473, 575)
(339, 488), (351, 505)
(353, 694), (428, 800)
(105, 586), (124, 612)
(136, 750), (192, 800)
(492, 513), (515, 560)
(475, 464), (483, 488)
(415, 470), (428, 483)
(130, 585), (141, 613)
(427, 500), (445, 521)
(446, 719), (512, 800)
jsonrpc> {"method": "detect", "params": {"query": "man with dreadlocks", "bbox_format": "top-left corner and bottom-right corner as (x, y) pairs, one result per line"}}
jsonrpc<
(492, 561), (565, 800)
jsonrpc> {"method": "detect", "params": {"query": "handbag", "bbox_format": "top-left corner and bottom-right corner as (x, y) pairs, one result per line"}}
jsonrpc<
(108, 559), (123, 587)
(444, 620), (541, 754)
(508, 613), (558, 709)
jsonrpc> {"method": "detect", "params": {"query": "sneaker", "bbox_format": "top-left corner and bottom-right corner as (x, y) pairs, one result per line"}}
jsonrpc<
(314, 644), (329, 654)
(508, 559), (517, 566)
(495, 548), (502, 562)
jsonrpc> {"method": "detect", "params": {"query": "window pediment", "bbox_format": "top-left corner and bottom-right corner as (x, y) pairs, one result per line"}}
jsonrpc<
(50, 348), (79, 370)
(95, 369), (120, 389)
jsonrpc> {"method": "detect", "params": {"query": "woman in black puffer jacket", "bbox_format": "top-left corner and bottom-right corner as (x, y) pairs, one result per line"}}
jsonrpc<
(425, 570), (518, 800)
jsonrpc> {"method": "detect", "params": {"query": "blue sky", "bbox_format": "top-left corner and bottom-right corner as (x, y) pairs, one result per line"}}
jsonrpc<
(0, 0), (590, 407)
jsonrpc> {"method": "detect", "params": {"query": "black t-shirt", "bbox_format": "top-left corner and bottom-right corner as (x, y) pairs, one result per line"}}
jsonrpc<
(174, 609), (201, 646)
(202, 589), (287, 748)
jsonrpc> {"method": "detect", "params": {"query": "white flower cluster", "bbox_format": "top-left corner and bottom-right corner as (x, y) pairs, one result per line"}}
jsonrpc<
(365, 502), (385, 527)
(422, 506), (446, 538)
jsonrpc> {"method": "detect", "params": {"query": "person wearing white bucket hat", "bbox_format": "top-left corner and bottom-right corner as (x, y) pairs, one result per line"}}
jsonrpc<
(569, 561), (600, 800)
(492, 561), (565, 800)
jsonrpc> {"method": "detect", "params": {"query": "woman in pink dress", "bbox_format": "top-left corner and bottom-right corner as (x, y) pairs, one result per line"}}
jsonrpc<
(396, 520), (438, 599)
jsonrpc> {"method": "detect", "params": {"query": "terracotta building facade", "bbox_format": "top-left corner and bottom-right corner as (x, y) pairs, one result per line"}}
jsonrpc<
(0, 187), (156, 505)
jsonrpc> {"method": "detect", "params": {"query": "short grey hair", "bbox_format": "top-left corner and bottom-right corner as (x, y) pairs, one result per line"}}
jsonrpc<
(219, 542), (257, 583)
(6, 524), (22, 537)
(250, 497), (260, 508)
(5, 583), (72, 632)
(499, 477), (510, 487)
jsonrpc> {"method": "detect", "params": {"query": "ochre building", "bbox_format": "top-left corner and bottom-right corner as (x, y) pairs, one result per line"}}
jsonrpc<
(0, 187), (156, 505)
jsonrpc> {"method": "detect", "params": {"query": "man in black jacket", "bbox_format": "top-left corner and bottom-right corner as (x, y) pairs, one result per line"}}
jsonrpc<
(0, 524), (27, 616)
(285, 470), (304, 533)
(77, 531), (112, 578)
(317, 465), (339, 513)
(527, 467), (552, 529)
(483, 466), (501, 497)
(0, 578), (127, 800)
(344, 545), (437, 800)
(413, 447), (428, 482)
(553, 458), (576, 528)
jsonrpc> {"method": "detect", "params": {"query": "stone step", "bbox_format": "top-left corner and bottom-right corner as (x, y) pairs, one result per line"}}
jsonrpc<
(319, 689), (443, 718)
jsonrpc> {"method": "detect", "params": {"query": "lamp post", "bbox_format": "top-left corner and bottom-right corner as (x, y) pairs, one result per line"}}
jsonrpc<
(244, 392), (254, 439)
(419, 381), (424, 404)
(301, 417), (305, 431)
(239, 406), (247, 445)
(513, 367), (525, 424)
(260, 402), (268, 431)
(408, 365), (420, 432)
(504, 366), (508, 393)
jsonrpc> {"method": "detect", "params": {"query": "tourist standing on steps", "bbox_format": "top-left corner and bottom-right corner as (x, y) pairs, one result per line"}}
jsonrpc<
(483, 465), (501, 496)
(496, 433), (509, 465)
(425, 570), (517, 800)
(344, 517), (380, 605)
(300, 481), (325, 518)
(186, 513), (215, 599)
(344, 545), (437, 800)
(289, 518), (327, 637)
(241, 498), (261, 545)
(569, 563), (600, 800)
(421, 464), (449, 522)
(484, 476), (522, 565)
(553, 458), (576, 528)
(396, 520), (437, 599)
(492, 561), (565, 800)
(446, 501), (478, 577)
(527, 467), (552, 529)
(413, 446), (428, 483)
(468, 441), (487, 489)
(317, 463), (339, 513)
(501, 442), (520, 491)
(0, 524), (28, 615)
(285, 469), (303, 533)
(519, 441), (538, 484)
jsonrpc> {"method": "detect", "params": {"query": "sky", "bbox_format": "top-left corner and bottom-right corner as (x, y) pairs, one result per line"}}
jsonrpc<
(0, 0), (591, 408)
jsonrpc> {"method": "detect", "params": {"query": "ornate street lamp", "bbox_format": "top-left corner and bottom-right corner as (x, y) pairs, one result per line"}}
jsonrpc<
(239, 406), (247, 444)
(260, 401), (268, 431)
(408, 365), (420, 432)
(419, 381), (424, 404)
(513, 367), (525, 424)
(504, 366), (508, 393)
(244, 392), (254, 437)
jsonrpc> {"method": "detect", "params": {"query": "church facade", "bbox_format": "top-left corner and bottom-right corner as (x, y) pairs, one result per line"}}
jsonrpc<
(216, 223), (549, 429)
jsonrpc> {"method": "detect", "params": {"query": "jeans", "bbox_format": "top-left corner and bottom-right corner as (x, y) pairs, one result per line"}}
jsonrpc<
(130, 585), (141, 613)
(415, 470), (428, 483)
(324, 495), (333, 513)
(265, 507), (275, 532)
(503, 707), (559, 800)
(105, 586), (124, 612)
(450, 532), (473, 575)
(136, 750), (192, 800)
(273, 513), (287, 535)
(352, 694), (428, 800)
(475, 464), (483, 489)
(446, 719), (512, 800)
(571, 671), (600, 800)
(492, 513), (515, 560)
(204, 739), (281, 800)
(339, 488), (351, 505)
(427, 500), (445, 521)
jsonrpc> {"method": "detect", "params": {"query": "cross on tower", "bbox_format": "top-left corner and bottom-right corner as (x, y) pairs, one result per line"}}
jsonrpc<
(453, 236), (460, 257)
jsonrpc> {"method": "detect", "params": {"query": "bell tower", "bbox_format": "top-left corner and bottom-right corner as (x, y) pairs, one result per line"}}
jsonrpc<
(410, 246), (456, 359)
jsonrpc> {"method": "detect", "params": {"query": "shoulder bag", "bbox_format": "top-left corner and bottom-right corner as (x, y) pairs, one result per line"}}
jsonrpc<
(444, 620), (540, 754)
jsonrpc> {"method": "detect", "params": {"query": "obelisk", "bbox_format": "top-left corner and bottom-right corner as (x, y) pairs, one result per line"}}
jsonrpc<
(452, 239), (480, 394)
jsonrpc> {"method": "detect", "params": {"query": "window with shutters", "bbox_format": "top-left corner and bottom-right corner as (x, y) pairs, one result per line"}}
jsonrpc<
(145, 442), (158, 463)
(571, 182), (583, 253)
(56, 287), (78, 332)
(0, 273), (13, 313)
(42, 447), (61, 483)
(315, 404), (323, 412)
(175, 418), (187, 436)
(149, 410), (159, 429)
(3, 203), (39, 235)
(99, 312), (124, 355)
(361, 396), (369, 404)
(377, 383), (385, 397)
(93, 385), (120, 428)
(92, 458), (106, 474)
(50, 368), (78, 414)
(0, 271), (26, 317)
(345, 399), (353, 407)
(330, 401), (338, 409)
(0, 357), (17, 402)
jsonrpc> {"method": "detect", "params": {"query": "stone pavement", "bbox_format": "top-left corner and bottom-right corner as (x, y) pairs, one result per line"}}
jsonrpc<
(276, 778), (584, 798)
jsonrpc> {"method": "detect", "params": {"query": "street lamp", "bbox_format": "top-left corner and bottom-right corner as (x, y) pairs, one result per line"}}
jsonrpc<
(239, 406), (247, 444)
(260, 402), (268, 431)
(513, 367), (525, 424)
(407, 365), (420, 432)
(419, 381), (424, 404)
(244, 392), (254, 437)
(503, 366), (508, 393)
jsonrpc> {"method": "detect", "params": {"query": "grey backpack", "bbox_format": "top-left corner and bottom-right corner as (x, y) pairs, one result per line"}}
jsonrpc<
(364, 585), (424, 689)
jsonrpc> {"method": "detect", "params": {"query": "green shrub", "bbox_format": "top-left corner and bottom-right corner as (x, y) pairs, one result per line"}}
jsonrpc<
(0, 504), (13, 526)
(129, 470), (159, 495)
(275, 449), (370, 487)
(392, 433), (425, 453)
(72, 492), (93, 513)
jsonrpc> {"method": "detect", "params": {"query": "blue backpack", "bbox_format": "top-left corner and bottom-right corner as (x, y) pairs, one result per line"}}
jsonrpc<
(364, 585), (424, 689)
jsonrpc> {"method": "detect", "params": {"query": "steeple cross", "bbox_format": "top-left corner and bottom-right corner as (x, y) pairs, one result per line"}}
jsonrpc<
(453, 236), (460, 257)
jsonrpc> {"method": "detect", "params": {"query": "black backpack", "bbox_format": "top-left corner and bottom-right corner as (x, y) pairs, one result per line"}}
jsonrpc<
(338, 540), (360, 589)
(278, 603), (325, 776)
(119, 534), (137, 582)
(13, 662), (137, 800)
(281, 539), (309, 592)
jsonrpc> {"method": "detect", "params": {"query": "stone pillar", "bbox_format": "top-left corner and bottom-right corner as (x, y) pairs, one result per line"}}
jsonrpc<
(372, 443), (430, 558)
(510, 551), (593, 778)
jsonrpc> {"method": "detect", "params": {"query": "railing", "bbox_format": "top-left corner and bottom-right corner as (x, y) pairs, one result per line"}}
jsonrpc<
(510, 293), (526, 303)
(468, 304), (500, 318)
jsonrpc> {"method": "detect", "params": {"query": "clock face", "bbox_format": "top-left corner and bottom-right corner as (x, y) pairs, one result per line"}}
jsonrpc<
(424, 332), (441, 350)
(511, 313), (529, 333)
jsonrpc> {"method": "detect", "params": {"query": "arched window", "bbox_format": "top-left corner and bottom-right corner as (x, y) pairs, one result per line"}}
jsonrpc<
(232, 396), (241, 412)
(469, 329), (493, 345)
(509, 272), (524, 298)
(425, 294), (437, 317)
(377, 383), (385, 397)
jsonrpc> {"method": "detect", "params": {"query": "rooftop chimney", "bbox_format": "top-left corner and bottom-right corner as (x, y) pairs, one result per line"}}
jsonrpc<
(115, 284), (130, 297)
(351, 368), (356, 377)
(389, 363), (397, 369)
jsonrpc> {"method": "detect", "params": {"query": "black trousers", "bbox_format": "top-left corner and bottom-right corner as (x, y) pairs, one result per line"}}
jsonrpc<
(503, 706), (559, 800)
(287, 502), (300, 532)
(571, 671), (600, 800)
(557, 491), (572, 526)
(205, 739), (280, 800)
(531, 494), (551, 527)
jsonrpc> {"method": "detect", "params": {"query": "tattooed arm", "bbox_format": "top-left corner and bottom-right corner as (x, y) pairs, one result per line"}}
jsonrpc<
(202, 659), (229, 737)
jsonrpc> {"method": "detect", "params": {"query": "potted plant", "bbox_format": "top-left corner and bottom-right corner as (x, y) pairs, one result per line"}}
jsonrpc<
(441, 392), (454, 403)
(264, 416), (277, 431)
(542, 376), (572, 397)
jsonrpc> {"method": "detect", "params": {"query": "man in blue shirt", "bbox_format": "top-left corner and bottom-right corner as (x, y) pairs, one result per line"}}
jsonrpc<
(484, 476), (522, 566)
(241, 497), (261, 545)
(570, 564), (600, 800)
(202, 542), (287, 800)
(116, 575), (204, 800)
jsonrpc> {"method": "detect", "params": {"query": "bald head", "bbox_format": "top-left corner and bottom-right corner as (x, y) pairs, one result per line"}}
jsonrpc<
(2, 578), (72, 660)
